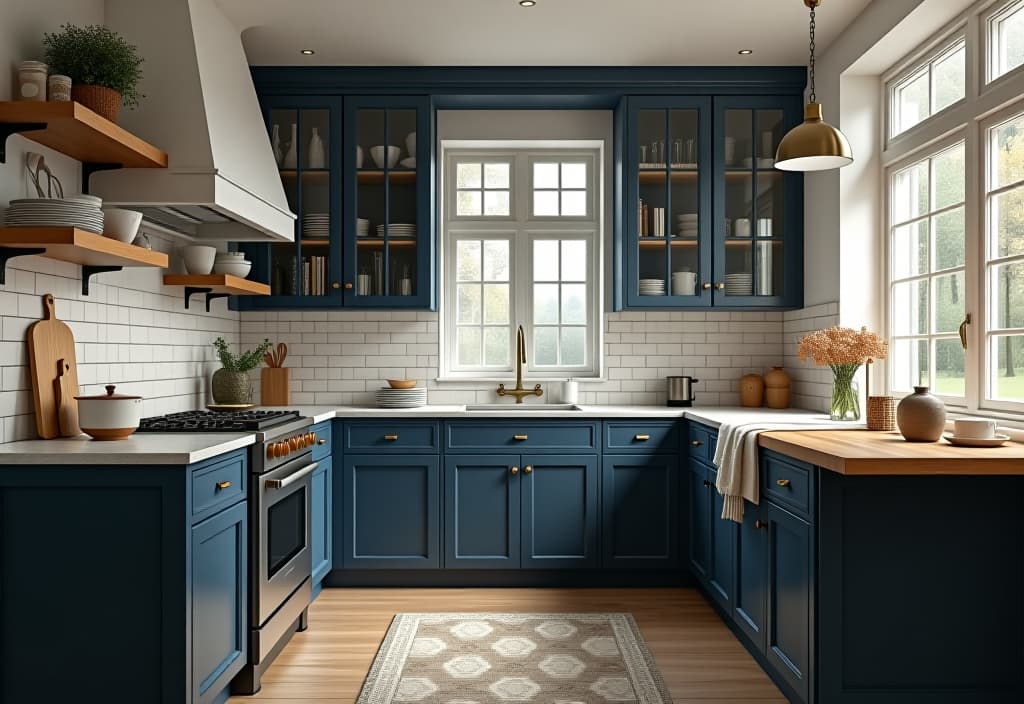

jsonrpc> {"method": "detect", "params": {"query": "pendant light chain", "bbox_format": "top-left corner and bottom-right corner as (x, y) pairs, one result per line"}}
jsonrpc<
(808, 6), (816, 103)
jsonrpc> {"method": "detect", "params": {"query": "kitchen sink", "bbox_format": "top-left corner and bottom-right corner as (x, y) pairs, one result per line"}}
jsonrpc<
(464, 403), (583, 412)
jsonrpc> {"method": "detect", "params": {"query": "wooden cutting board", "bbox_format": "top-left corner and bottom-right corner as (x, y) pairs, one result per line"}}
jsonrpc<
(27, 294), (80, 439)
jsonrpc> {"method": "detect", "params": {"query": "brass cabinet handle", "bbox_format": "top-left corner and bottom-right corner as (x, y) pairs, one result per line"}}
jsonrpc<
(510, 466), (519, 475)
(776, 478), (792, 487)
(634, 434), (650, 441)
(755, 519), (767, 529)
(691, 439), (703, 446)
(317, 438), (326, 445)
(702, 282), (712, 290)
(703, 479), (711, 487)
(715, 283), (725, 290)
(524, 465), (533, 474)
(332, 282), (341, 290)
(384, 434), (399, 441)
(216, 480), (232, 490)
(513, 434), (528, 441)
(344, 282), (354, 290)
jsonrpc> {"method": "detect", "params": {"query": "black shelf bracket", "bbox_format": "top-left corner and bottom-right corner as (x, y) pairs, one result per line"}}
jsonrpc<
(81, 162), (121, 195)
(184, 287), (231, 313)
(0, 247), (46, 285)
(0, 123), (47, 164)
(81, 265), (122, 296)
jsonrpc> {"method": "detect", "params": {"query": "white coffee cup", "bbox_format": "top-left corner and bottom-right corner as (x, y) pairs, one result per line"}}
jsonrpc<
(954, 417), (997, 439)
(672, 271), (698, 295)
(734, 218), (752, 236)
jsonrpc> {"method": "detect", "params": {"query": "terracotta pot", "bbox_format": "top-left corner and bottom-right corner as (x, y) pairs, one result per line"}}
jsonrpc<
(739, 373), (764, 407)
(212, 369), (253, 405)
(72, 84), (121, 123)
(74, 384), (141, 440)
(896, 386), (946, 442)
(764, 366), (791, 408)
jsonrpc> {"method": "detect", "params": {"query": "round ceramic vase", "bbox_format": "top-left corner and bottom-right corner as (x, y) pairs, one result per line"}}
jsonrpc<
(212, 369), (253, 405)
(896, 386), (946, 442)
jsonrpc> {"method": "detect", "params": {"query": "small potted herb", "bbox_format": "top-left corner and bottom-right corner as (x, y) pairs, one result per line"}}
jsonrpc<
(212, 338), (272, 406)
(42, 23), (144, 123)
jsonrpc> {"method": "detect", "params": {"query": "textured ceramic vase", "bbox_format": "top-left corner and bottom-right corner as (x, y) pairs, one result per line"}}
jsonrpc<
(764, 366), (791, 409)
(897, 386), (946, 442)
(308, 127), (325, 168)
(740, 373), (764, 407)
(271, 124), (283, 165)
(212, 369), (253, 405)
(282, 123), (298, 169)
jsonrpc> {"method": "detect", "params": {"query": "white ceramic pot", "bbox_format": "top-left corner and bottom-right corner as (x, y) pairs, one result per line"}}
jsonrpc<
(213, 259), (252, 278)
(102, 207), (143, 243)
(182, 245), (216, 275)
(75, 385), (142, 440)
(370, 145), (400, 168)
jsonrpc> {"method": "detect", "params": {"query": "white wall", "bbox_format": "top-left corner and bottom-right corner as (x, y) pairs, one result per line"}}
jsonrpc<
(0, 0), (239, 442)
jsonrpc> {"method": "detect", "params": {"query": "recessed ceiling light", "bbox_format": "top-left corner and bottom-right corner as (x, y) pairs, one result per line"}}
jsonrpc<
(738, 49), (753, 55)
(300, 49), (315, 55)
(520, 1), (537, 6)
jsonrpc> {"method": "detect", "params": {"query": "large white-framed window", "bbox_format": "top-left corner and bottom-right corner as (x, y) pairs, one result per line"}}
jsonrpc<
(440, 145), (602, 380)
(884, 0), (1024, 417)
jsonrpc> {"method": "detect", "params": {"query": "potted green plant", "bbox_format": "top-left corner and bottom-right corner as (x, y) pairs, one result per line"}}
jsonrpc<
(211, 338), (272, 406)
(42, 23), (144, 123)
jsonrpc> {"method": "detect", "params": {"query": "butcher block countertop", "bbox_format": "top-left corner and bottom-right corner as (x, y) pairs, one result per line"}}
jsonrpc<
(759, 429), (1024, 475)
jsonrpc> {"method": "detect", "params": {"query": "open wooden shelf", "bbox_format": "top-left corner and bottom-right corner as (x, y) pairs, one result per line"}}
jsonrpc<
(0, 101), (167, 168)
(356, 169), (417, 184)
(163, 274), (270, 311)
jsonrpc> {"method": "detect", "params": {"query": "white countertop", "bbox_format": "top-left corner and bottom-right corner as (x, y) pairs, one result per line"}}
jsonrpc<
(0, 405), (834, 465)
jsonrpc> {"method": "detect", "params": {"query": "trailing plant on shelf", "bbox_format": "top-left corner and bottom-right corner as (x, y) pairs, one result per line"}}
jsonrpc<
(42, 23), (144, 122)
(798, 326), (888, 421)
(211, 338), (272, 405)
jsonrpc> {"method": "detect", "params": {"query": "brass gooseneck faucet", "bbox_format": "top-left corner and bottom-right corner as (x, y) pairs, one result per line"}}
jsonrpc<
(497, 325), (543, 403)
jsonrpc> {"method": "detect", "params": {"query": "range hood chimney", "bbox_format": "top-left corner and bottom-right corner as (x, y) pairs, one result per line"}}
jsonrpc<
(92, 0), (295, 241)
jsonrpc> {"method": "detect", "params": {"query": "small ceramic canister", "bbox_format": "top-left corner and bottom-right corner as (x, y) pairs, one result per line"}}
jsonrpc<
(763, 366), (791, 409)
(740, 373), (764, 407)
(47, 74), (71, 102)
(17, 61), (47, 101)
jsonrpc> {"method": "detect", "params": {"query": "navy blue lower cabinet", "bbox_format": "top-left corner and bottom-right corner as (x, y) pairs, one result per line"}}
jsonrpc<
(191, 501), (248, 704)
(444, 455), (521, 568)
(311, 455), (333, 591)
(688, 461), (712, 580)
(734, 501), (767, 651)
(765, 502), (812, 703)
(601, 454), (679, 568)
(343, 454), (441, 568)
(707, 472), (736, 610)
(521, 455), (599, 569)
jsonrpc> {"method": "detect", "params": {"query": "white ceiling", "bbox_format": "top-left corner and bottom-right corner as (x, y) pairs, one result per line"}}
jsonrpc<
(217, 0), (873, 67)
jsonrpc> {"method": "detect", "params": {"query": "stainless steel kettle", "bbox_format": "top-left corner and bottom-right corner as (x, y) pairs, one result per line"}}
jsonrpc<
(667, 376), (699, 407)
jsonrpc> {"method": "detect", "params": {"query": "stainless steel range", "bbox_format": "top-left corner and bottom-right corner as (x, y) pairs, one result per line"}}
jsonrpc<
(138, 409), (318, 695)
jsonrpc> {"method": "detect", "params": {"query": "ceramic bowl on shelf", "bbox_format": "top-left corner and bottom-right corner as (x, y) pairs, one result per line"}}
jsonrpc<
(101, 207), (142, 243)
(370, 145), (400, 168)
(182, 245), (216, 275)
(399, 157), (416, 168)
(213, 258), (252, 278)
(386, 379), (417, 389)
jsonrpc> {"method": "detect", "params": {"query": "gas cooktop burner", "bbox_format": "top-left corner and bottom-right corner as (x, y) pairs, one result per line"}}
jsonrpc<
(137, 410), (302, 432)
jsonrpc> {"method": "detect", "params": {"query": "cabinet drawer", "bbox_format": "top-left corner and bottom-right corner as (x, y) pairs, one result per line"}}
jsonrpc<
(191, 453), (246, 518)
(761, 451), (813, 519)
(687, 423), (718, 462)
(445, 421), (599, 453)
(604, 421), (679, 453)
(344, 421), (439, 453)
(311, 420), (332, 460)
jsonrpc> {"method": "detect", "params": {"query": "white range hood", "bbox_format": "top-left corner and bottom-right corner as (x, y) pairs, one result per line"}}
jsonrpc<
(92, 0), (295, 241)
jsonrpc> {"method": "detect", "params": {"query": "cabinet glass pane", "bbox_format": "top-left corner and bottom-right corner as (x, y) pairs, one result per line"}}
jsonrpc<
(388, 109), (418, 297)
(637, 109), (668, 297)
(669, 109), (700, 297)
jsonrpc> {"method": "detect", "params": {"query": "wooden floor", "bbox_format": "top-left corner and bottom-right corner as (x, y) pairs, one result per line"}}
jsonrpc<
(228, 587), (786, 703)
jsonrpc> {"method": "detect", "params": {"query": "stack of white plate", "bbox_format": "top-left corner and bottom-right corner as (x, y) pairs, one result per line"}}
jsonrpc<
(357, 218), (370, 237)
(639, 278), (667, 296)
(724, 273), (753, 296)
(4, 197), (104, 234)
(375, 387), (427, 408)
(302, 213), (329, 239)
(377, 223), (416, 239)
(676, 213), (698, 238)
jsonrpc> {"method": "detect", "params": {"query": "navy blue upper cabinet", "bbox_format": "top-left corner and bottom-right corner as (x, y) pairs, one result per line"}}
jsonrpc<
(617, 94), (803, 310)
(521, 455), (599, 569)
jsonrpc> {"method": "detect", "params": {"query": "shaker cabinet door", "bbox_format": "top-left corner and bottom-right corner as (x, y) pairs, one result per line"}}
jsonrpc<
(601, 454), (680, 569)
(444, 455), (521, 568)
(521, 455), (599, 569)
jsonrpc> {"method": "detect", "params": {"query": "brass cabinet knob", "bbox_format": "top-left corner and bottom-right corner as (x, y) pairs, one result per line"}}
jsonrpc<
(384, 434), (399, 441)
(216, 480), (232, 490)
(702, 283), (712, 290)
(332, 282), (341, 289)
(524, 466), (533, 474)
(715, 283), (725, 290)
(691, 439), (703, 446)
(317, 438), (326, 445)
(703, 479), (711, 488)
(513, 434), (528, 441)
(755, 519), (767, 529)
(776, 478), (792, 487)
(510, 466), (519, 475)
(344, 282), (354, 290)
(634, 434), (650, 441)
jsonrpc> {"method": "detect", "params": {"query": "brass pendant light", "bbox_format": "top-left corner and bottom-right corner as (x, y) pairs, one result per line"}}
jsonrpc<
(775, 0), (853, 171)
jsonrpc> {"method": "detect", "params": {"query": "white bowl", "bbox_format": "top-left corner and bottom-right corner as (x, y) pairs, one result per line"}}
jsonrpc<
(182, 245), (217, 275)
(405, 132), (416, 156)
(101, 208), (143, 243)
(213, 259), (252, 278)
(370, 145), (400, 169)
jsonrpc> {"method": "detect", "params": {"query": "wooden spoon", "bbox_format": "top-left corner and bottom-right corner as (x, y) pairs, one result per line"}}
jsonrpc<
(277, 343), (287, 368)
(264, 352), (277, 368)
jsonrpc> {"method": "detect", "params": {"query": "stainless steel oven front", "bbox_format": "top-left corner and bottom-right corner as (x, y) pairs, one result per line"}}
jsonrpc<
(254, 452), (316, 627)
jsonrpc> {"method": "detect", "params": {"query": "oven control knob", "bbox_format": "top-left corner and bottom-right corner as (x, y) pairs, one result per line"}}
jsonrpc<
(289, 437), (298, 451)
(276, 441), (288, 458)
(266, 444), (275, 459)
(310, 432), (317, 446)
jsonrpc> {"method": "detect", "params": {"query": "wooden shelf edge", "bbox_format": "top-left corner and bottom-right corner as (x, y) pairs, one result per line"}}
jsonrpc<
(162, 274), (271, 296)
(0, 227), (168, 268)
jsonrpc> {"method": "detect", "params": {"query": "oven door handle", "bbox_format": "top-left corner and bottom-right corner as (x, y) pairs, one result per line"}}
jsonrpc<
(265, 461), (318, 490)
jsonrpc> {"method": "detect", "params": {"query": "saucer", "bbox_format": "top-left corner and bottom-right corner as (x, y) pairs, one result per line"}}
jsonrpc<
(942, 433), (1010, 447)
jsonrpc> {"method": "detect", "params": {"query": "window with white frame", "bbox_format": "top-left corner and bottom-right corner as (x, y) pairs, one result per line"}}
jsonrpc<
(442, 148), (601, 379)
(885, 0), (1024, 416)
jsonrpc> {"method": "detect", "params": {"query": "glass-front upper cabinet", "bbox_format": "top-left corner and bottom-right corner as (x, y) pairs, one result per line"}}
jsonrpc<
(343, 96), (433, 308)
(624, 97), (713, 308)
(713, 96), (802, 308)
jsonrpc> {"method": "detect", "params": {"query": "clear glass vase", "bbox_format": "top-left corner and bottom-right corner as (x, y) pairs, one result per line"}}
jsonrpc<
(830, 364), (861, 421)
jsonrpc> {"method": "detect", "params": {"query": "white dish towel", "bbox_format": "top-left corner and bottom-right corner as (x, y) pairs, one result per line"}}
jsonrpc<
(712, 420), (859, 523)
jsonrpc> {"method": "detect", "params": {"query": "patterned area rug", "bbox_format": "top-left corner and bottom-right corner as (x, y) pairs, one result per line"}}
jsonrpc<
(356, 613), (672, 703)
